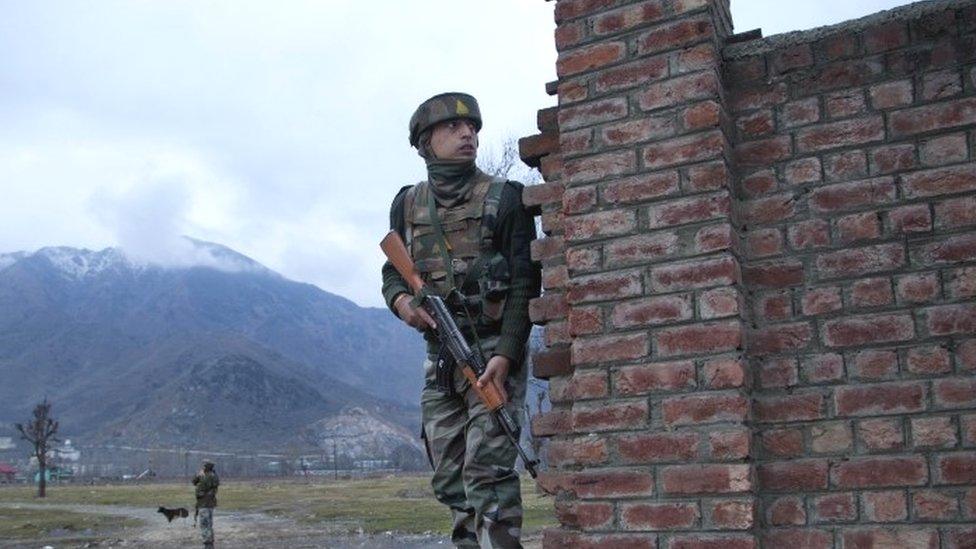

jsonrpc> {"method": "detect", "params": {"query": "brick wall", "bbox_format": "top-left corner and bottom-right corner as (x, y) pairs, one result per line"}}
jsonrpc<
(520, 0), (976, 547)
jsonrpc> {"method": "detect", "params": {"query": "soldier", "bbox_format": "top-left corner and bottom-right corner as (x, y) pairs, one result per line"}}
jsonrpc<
(382, 92), (540, 548)
(192, 459), (219, 548)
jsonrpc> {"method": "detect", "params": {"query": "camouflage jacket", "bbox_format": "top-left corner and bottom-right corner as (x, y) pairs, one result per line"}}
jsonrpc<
(192, 471), (219, 508)
(382, 171), (540, 364)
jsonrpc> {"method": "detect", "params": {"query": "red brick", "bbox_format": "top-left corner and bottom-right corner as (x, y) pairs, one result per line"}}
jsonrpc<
(759, 357), (798, 388)
(811, 422), (853, 454)
(862, 490), (907, 522)
(889, 97), (976, 138)
(594, 55), (670, 93)
(851, 277), (893, 307)
(564, 209), (636, 242)
(569, 305), (602, 336)
(836, 212), (881, 244)
(683, 100), (722, 130)
(835, 382), (926, 416)
(961, 339), (976, 372)
(934, 377), (976, 409)
(864, 21), (909, 53)
(699, 287), (740, 319)
(530, 293), (569, 324)
(936, 196), (976, 230)
(749, 323), (813, 356)
(757, 291), (792, 321)
(761, 428), (804, 458)
(642, 68), (721, 109)
(895, 272), (939, 303)
(532, 346), (572, 379)
(547, 435), (609, 467)
(613, 360), (696, 395)
(796, 116), (885, 153)
(742, 193), (797, 225)
(888, 203), (932, 233)
(532, 409), (571, 437)
(590, 2), (667, 35)
(570, 468), (656, 499)
(523, 181), (564, 208)
(802, 287), (842, 315)
(869, 144), (917, 174)
(545, 320), (571, 346)
(913, 233), (976, 265)
(922, 70), (963, 101)
(833, 456), (928, 488)
(762, 529), (832, 549)
(725, 55), (765, 81)
(620, 502), (699, 530)
(850, 349), (898, 380)
(552, 370), (609, 402)
(745, 227), (783, 257)
(611, 294), (692, 328)
(755, 393), (824, 423)
(542, 264), (569, 290)
(782, 157), (822, 184)
(686, 161), (730, 192)
(736, 109), (774, 137)
(816, 243), (905, 279)
(768, 496), (806, 526)
(798, 58), (884, 94)
(741, 169), (776, 196)
(566, 245), (600, 272)
(963, 415), (976, 445)
(935, 453), (976, 485)
(802, 353), (845, 383)
(662, 392), (748, 426)
(573, 332), (648, 365)
(642, 130), (725, 170)
(702, 357), (746, 389)
(742, 261), (804, 289)
(869, 79), (913, 109)
(564, 149), (636, 184)
(646, 192), (730, 229)
(926, 303), (976, 336)
(661, 464), (751, 495)
(604, 232), (681, 268)
(920, 133), (968, 166)
(788, 219), (830, 250)
(654, 320), (743, 357)
(557, 80), (588, 104)
(650, 255), (738, 292)
(906, 346), (951, 375)
(705, 499), (754, 530)
(822, 312), (911, 348)
(949, 267), (976, 299)
(735, 135), (792, 167)
(759, 460), (829, 491)
(859, 418), (904, 451)
(602, 171), (680, 204)
(824, 150), (868, 182)
(842, 528), (938, 549)
(808, 177), (896, 213)
(636, 16), (713, 55)
(780, 97), (820, 128)
(825, 89), (866, 118)
(770, 43), (813, 73)
(912, 416), (957, 448)
(557, 41), (626, 77)
(553, 0), (619, 22)
(695, 224), (733, 253)
(563, 185), (597, 215)
(708, 429), (751, 460)
(813, 492), (856, 522)
(560, 129), (594, 158)
(945, 527), (976, 549)
(559, 97), (629, 131)
(901, 164), (976, 198)
(556, 500), (615, 530)
(530, 235), (565, 264)
(554, 21), (585, 51)
(617, 431), (700, 464)
(572, 400), (648, 432)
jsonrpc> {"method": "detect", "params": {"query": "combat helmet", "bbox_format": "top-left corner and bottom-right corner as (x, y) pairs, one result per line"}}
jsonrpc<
(409, 92), (482, 147)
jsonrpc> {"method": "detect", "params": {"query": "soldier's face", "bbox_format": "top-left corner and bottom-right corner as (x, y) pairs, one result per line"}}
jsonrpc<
(429, 119), (478, 160)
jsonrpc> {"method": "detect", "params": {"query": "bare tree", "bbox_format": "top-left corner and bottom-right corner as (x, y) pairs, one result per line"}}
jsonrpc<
(478, 136), (542, 184)
(16, 398), (59, 497)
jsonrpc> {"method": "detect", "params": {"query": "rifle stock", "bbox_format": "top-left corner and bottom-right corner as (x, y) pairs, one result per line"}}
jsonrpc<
(380, 230), (539, 478)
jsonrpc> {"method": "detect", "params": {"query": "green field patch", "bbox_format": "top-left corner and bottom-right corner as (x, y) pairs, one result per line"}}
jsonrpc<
(0, 506), (144, 542)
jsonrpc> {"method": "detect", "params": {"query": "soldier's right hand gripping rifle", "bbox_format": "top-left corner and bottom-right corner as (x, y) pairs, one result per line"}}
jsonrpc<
(381, 230), (539, 478)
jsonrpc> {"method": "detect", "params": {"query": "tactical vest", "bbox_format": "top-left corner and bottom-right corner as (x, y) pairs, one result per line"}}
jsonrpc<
(404, 172), (510, 336)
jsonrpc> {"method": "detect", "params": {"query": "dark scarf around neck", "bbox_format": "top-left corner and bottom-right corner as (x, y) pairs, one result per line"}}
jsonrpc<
(425, 158), (477, 208)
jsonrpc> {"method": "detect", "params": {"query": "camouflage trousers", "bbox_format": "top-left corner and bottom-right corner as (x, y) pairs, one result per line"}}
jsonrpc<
(198, 507), (214, 545)
(421, 340), (527, 549)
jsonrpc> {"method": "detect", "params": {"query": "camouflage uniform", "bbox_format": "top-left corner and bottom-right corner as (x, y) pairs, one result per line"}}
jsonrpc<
(382, 93), (540, 548)
(192, 462), (219, 548)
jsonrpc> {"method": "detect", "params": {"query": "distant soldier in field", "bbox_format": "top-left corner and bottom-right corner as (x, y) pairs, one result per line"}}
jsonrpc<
(381, 92), (540, 548)
(192, 459), (219, 548)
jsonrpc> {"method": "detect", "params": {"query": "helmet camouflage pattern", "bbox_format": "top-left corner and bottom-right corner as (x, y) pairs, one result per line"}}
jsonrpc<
(409, 92), (482, 147)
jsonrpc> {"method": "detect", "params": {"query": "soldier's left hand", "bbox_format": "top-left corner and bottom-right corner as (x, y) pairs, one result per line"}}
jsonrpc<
(478, 355), (511, 403)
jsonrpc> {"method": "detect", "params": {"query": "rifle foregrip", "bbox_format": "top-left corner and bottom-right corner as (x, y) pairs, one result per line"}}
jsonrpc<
(380, 231), (424, 293)
(458, 365), (505, 411)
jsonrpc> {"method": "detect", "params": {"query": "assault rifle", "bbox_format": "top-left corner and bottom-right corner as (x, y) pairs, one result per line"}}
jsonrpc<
(381, 230), (539, 478)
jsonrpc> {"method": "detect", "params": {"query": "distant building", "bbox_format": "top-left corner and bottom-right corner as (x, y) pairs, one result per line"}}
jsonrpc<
(0, 462), (16, 483)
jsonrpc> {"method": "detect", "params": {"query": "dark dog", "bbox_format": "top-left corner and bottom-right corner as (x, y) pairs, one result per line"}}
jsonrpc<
(157, 506), (190, 522)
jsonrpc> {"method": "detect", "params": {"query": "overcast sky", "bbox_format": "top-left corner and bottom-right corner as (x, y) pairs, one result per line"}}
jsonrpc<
(1, 0), (915, 307)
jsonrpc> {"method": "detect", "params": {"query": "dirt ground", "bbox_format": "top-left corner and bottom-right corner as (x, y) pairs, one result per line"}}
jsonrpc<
(0, 502), (542, 548)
